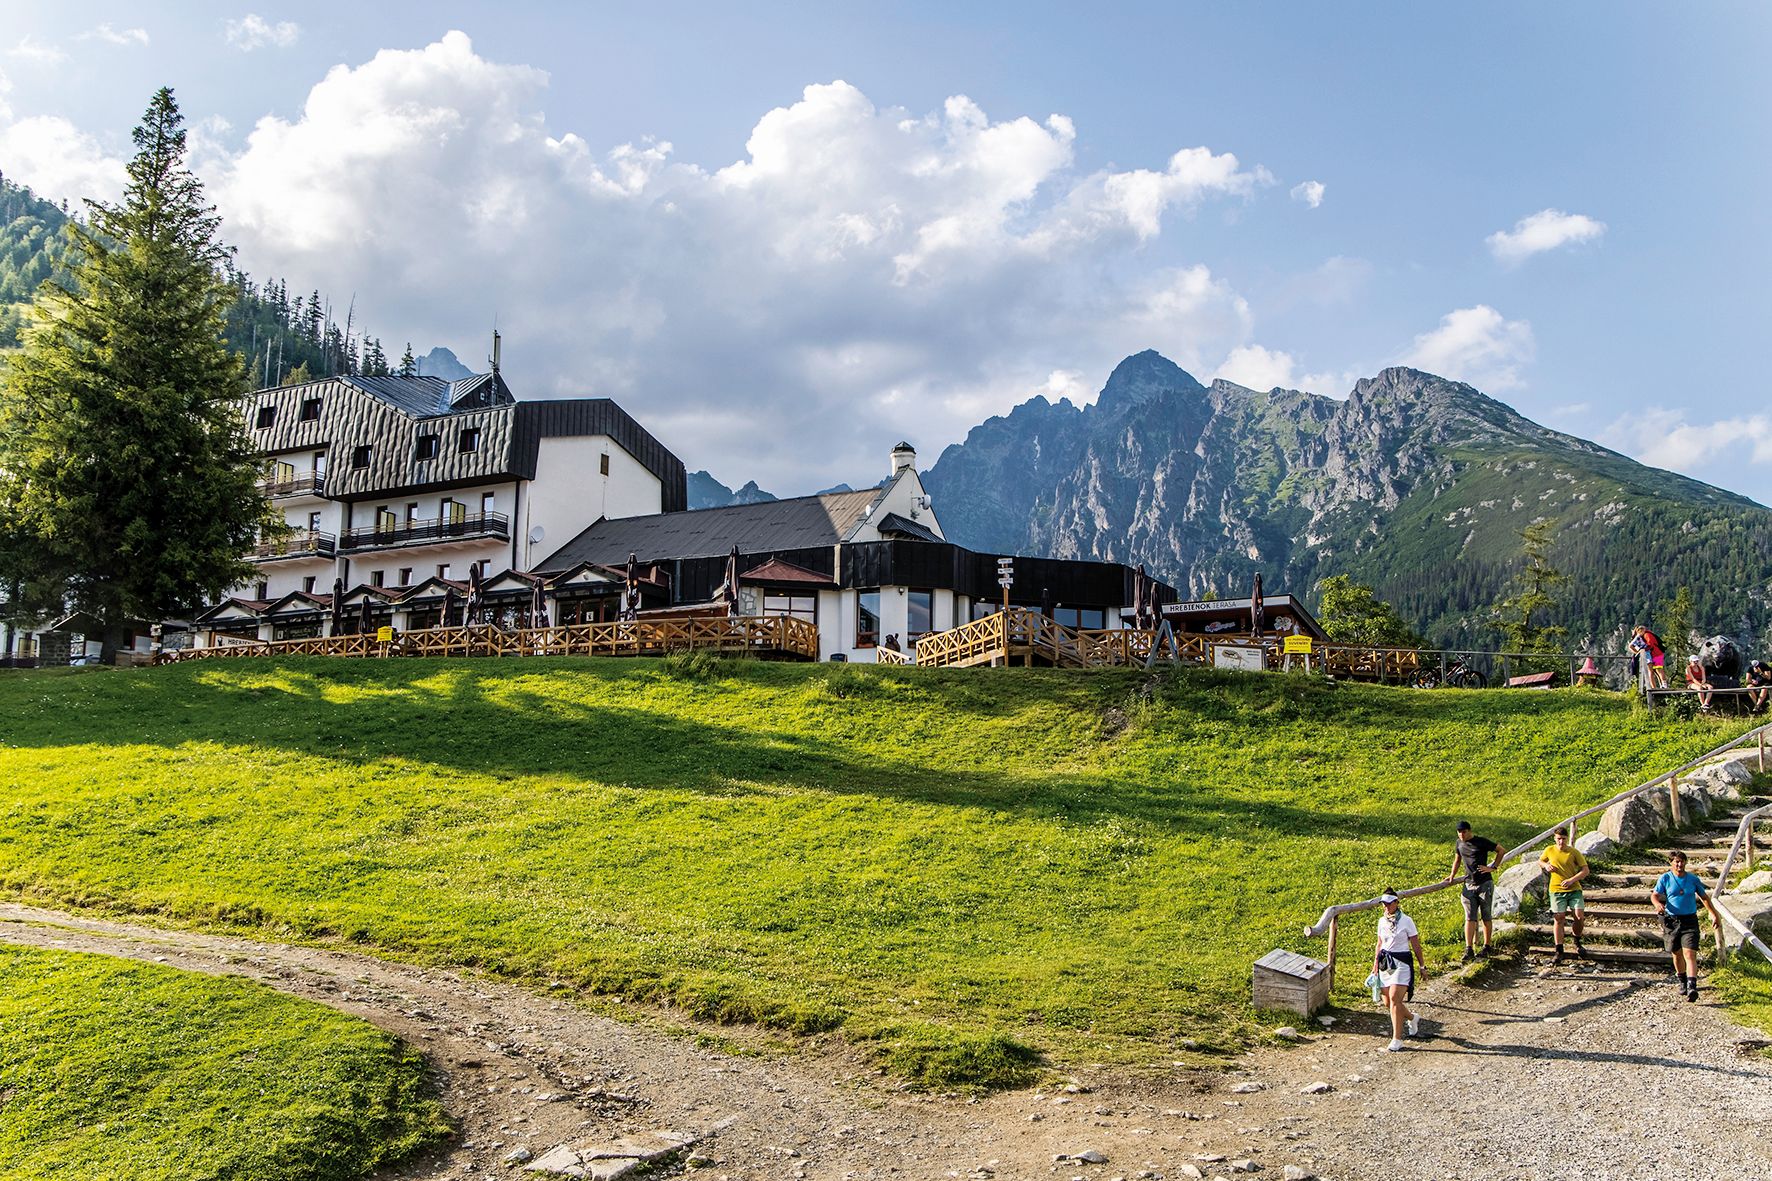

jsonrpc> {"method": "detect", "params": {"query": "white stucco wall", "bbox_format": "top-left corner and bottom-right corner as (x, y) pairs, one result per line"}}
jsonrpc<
(844, 467), (945, 543)
(523, 436), (663, 567)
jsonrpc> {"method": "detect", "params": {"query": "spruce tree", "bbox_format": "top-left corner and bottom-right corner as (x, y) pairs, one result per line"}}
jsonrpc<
(1493, 521), (1571, 658)
(0, 88), (271, 661)
(397, 343), (417, 376)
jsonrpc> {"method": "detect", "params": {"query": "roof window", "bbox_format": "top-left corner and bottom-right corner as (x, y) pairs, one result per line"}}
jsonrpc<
(255, 405), (276, 429)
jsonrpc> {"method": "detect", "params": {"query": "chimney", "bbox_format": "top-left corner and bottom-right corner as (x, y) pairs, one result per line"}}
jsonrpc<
(890, 441), (917, 476)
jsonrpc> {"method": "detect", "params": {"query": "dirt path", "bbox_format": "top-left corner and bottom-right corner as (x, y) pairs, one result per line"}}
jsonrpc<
(7, 903), (1772, 1181)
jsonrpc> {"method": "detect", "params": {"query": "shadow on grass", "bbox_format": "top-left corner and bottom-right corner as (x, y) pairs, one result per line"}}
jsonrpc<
(0, 657), (1553, 846)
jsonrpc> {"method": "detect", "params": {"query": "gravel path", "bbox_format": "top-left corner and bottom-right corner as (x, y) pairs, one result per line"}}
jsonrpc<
(6, 902), (1771, 1181)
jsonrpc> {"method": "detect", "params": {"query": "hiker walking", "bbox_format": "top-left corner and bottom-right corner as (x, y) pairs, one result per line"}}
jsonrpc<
(1537, 826), (1590, 963)
(1446, 821), (1507, 962)
(1652, 850), (1723, 1002)
(1373, 888), (1425, 1052)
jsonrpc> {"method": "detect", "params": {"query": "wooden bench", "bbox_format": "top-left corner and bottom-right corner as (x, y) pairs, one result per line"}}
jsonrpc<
(1507, 670), (1557, 689)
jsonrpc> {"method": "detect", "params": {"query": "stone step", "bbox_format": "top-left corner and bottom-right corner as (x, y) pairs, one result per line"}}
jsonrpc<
(1582, 888), (1659, 903)
(1523, 923), (1663, 947)
(1526, 943), (1694, 966)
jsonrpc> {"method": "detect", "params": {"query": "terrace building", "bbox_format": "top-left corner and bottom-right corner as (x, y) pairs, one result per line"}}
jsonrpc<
(232, 364), (683, 638)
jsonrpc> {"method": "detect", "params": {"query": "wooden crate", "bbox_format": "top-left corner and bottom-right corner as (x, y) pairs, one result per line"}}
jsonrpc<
(1252, 948), (1330, 1016)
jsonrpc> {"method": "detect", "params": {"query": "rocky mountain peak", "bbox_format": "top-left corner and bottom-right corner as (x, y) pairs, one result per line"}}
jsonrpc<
(1094, 349), (1205, 415)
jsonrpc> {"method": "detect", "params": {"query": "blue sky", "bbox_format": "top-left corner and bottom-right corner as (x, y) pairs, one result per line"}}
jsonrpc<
(3, 3), (1769, 500)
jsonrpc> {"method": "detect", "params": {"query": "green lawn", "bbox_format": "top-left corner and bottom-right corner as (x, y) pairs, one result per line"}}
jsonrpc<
(0, 658), (1748, 1083)
(0, 943), (447, 1180)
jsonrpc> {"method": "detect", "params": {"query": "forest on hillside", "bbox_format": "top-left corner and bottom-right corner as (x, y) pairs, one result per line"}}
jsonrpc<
(0, 172), (403, 384)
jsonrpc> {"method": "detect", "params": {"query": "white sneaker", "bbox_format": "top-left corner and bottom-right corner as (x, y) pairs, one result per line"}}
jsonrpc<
(1386, 1038), (1405, 1052)
(1407, 1015), (1421, 1037)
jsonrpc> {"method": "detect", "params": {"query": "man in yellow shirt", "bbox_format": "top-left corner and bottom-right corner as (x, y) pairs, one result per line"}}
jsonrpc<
(1538, 826), (1590, 965)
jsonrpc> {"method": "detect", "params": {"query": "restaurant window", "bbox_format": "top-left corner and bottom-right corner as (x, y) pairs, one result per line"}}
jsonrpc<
(299, 397), (323, 422)
(255, 405), (276, 429)
(762, 591), (816, 623)
(351, 444), (372, 469)
(398, 567), (413, 586)
(415, 434), (439, 461)
(972, 600), (1000, 622)
(599, 453), (610, 476)
(1079, 607), (1106, 630)
(302, 576), (316, 594)
(371, 570), (385, 588)
(906, 589), (934, 641)
(458, 427), (480, 454)
(856, 589), (881, 648)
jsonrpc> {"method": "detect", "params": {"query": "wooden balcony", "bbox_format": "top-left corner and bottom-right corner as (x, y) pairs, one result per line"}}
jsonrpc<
(261, 471), (326, 498)
(340, 511), (509, 552)
(248, 531), (336, 562)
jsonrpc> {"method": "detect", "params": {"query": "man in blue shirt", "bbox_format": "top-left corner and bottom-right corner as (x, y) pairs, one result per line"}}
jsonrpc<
(1652, 850), (1724, 1002)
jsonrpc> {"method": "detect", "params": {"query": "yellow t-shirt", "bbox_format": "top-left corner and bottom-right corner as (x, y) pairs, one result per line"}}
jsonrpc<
(1541, 846), (1588, 893)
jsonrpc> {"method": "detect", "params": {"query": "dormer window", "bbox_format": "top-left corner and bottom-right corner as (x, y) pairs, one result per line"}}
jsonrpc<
(255, 405), (276, 429)
(299, 397), (322, 422)
(415, 434), (439, 461)
(458, 427), (481, 454)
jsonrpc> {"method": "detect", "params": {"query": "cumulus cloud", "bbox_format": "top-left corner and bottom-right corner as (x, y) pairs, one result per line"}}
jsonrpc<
(1216, 345), (1299, 391)
(211, 33), (1273, 490)
(1603, 408), (1772, 476)
(0, 67), (11, 122)
(1398, 305), (1535, 391)
(7, 36), (67, 64)
(1486, 208), (1605, 265)
(79, 23), (150, 47)
(1290, 180), (1324, 208)
(0, 115), (128, 204)
(226, 15), (300, 51)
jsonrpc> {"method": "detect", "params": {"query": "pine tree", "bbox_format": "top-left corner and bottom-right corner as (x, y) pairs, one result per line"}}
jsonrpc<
(1492, 521), (1571, 656)
(1657, 585), (1696, 669)
(0, 88), (272, 661)
(397, 342), (417, 377)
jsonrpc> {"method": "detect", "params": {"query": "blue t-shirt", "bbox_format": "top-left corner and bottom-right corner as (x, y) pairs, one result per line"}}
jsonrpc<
(1655, 871), (1708, 916)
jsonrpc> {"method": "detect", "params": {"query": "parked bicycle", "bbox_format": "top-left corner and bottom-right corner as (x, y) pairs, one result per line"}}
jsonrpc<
(1413, 657), (1488, 689)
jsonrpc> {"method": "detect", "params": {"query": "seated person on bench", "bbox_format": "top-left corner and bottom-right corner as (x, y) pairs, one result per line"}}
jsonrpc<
(1684, 657), (1714, 711)
(1746, 658), (1772, 714)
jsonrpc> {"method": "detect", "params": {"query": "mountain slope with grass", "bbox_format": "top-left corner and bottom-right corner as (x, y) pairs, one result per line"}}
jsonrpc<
(922, 352), (1772, 650)
(0, 658), (1745, 1084)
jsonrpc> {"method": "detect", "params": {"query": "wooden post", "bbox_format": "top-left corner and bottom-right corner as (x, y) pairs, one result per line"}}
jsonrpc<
(1669, 773), (1682, 826)
(1747, 820), (1756, 873)
(1326, 913), (1339, 993)
(1760, 729), (1767, 773)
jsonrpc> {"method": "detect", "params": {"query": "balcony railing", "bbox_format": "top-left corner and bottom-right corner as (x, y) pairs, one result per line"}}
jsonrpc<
(339, 511), (509, 551)
(261, 471), (326, 498)
(249, 530), (337, 561)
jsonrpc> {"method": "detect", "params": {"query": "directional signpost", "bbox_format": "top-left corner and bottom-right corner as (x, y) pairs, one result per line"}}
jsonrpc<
(997, 557), (1014, 615)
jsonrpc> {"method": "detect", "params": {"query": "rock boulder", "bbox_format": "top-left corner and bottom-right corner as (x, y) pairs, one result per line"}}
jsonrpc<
(1600, 790), (1672, 845)
(1500, 859), (1549, 900)
(1575, 831), (1616, 860)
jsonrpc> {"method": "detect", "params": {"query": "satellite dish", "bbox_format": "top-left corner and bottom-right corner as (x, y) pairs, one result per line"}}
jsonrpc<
(528, 526), (545, 545)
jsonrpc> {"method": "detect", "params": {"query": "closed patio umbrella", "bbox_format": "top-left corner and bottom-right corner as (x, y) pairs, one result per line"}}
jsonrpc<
(330, 577), (346, 636)
(1132, 564), (1148, 630)
(721, 545), (740, 619)
(623, 552), (639, 621)
(530, 577), (547, 628)
(442, 586), (458, 628)
(357, 596), (373, 635)
(467, 564), (484, 626)
(1250, 571), (1265, 635)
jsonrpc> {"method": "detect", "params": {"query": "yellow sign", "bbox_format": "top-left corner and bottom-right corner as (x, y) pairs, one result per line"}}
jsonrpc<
(376, 626), (394, 643)
(1283, 635), (1313, 655)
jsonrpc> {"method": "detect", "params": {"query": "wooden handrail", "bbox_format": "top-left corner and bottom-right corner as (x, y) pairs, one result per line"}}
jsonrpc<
(1302, 721), (1772, 942)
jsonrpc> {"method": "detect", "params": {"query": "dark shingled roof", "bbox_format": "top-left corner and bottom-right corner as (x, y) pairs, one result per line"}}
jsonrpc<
(537, 488), (881, 570)
(339, 373), (513, 416)
(874, 511), (942, 543)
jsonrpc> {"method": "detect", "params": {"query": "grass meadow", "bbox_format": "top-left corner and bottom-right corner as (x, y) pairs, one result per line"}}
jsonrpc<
(0, 657), (1747, 1084)
(0, 943), (446, 1180)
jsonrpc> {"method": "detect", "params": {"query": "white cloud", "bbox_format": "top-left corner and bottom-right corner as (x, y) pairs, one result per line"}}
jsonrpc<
(1398, 305), (1535, 391)
(211, 33), (1274, 491)
(1602, 408), (1772, 475)
(0, 115), (128, 205)
(1216, 345), (1299, 391)
(225, 15), (300, 51)
(0, 67), (11, 122)
(1290, 180), (1324, 208)
(79, 23), (150, 47)
(7, 36), (67, 64)
(1486, 208), (1605, 265)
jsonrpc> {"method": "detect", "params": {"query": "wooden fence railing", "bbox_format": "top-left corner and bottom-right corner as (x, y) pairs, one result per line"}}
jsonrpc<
(1301, 721), (1772, 988)
(160, 616), (820, 664)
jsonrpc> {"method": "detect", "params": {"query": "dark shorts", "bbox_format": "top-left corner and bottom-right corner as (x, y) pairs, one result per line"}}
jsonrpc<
(1461, 880), (1494, 922)
(1662, 912), (1701, 953)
